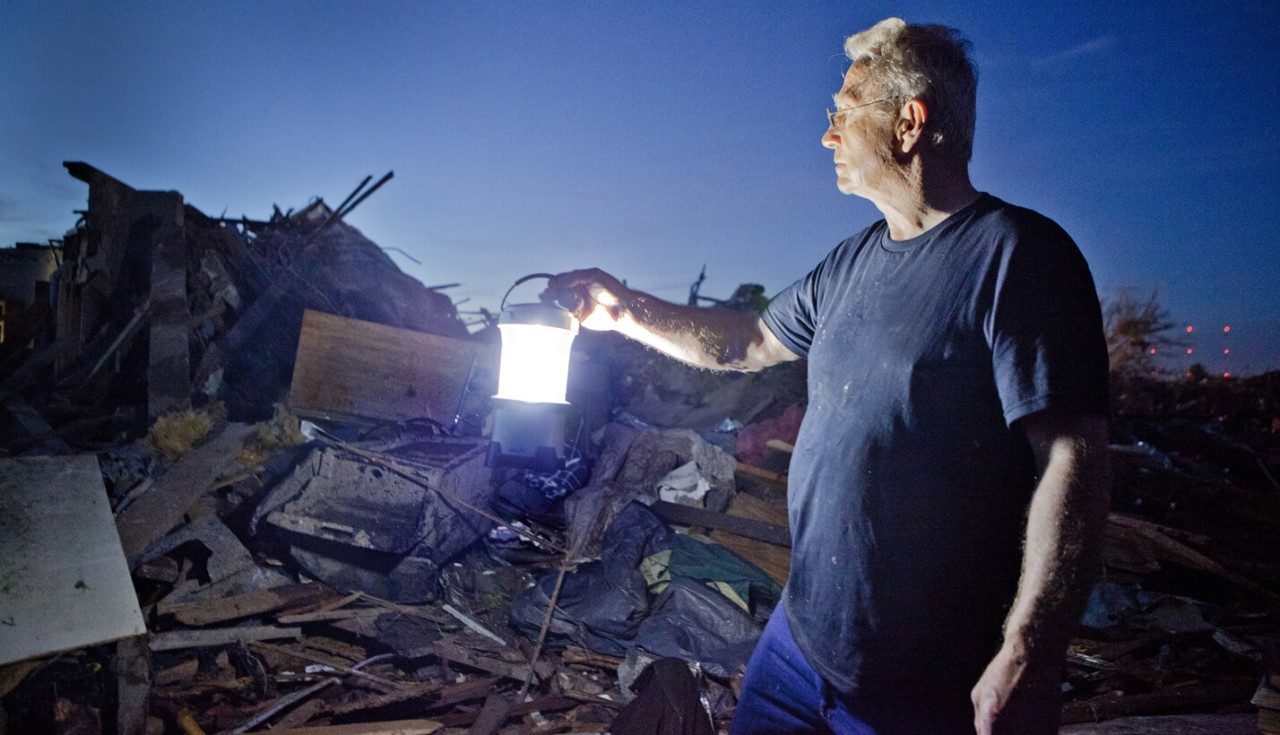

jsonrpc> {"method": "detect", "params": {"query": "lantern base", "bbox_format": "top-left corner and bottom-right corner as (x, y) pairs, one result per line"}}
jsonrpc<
(487, 398), (568, 471)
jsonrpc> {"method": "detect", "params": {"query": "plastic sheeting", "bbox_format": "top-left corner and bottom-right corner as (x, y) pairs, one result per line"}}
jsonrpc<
(633, 578), (762, 679)
(510, 503), (669, 655)
(512, 502), (765, 676)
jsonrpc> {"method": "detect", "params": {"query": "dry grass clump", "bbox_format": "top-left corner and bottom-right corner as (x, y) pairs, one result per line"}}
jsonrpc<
(237, 403), (307, 468)
(144, 403), (227, 460)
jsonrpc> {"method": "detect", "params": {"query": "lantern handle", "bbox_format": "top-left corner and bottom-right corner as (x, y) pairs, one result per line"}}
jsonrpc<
(499, 272), (557, 311)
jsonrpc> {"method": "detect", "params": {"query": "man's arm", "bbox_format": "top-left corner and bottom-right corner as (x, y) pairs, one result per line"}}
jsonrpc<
(545, 268), (798, 372)
(972, 409), (1112, 735)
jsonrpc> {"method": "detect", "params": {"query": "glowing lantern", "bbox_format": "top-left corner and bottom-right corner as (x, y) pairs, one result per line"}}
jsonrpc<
(487, 297), (580, 471)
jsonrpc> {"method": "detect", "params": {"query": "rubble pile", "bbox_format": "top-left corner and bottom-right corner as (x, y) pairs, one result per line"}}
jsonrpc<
(0, 164), (1277, 733)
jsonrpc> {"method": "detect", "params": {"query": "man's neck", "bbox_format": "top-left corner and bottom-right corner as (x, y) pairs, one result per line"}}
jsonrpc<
(872, 162), (980, 241)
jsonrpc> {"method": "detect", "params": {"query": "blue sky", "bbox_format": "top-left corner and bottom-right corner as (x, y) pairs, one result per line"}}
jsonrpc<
(2, 1), (1277, 371)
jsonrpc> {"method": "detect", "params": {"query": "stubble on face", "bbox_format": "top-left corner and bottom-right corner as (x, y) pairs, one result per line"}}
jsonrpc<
(831, 80), (896, 194)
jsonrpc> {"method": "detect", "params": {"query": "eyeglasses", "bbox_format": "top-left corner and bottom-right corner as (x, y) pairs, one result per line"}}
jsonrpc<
(826, 97), (893, 127)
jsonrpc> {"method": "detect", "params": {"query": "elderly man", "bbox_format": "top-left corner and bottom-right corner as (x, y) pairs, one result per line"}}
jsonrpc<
(548, 18), (1110, 735)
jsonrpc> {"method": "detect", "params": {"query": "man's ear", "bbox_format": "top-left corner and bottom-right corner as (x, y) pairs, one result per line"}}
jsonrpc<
(896, 99), (928, 154)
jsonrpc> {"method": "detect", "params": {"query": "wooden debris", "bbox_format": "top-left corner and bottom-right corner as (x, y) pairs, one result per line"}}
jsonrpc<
(271, 698), (327, 730)
(160, 582), (334, 626)
(649, 499), (790, 547)
(154, 658), (199, 687)
(734, 461), (787, 488)
(289, 309), (494, 426)
(434, 637), (553, 684)
(115, 636), (151, 735)
(277, 607), (389, 625)
(442, 604), (508, 647)
(709, 491), (791, 586)
(1108, 512), (1280, 604)
(115, 422), (253, 565)
(560, 647), (623, 670)
(145, 191), (191, 420)
(467, 692), (513, 735)
(266, 720), (443, 735)
(1061, 679), (1259, 724)
(149, 625), (301, 652)
(175, 708), (207, 735)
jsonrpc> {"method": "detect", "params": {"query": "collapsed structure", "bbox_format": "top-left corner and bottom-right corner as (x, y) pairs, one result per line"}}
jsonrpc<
(0, 164), (1277, 734)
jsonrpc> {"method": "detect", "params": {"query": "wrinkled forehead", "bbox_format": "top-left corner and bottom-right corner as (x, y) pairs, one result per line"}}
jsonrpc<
(834, 60), (877, 105)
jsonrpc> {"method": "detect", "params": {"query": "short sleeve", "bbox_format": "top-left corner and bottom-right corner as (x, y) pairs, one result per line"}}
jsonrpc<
(761, 250), (834, 359)
(986, 221), (1111, 427)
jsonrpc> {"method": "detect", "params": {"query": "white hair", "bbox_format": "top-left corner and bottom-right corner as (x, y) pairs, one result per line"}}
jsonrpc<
(844, 18), (978, 162)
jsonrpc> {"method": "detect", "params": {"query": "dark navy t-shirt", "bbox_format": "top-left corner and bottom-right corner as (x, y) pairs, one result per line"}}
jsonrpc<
(761, 193), (1109, 699)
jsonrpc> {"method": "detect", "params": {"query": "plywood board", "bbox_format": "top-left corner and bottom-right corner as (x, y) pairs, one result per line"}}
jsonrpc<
(289, 309), (495, 426)
(711, 492), (791, 586)
(0, 455), (147, 665)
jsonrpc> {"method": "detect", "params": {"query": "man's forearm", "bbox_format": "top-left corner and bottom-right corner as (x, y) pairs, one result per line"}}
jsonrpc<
(1003, 425), (1112, 661)
(612, 290), (771, 371)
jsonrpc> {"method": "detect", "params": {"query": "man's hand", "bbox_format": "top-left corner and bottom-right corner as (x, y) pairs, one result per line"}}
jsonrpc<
(971, 641), (1061, 735)
(544, 268), (632, 331)
(544, 268), (796, 371)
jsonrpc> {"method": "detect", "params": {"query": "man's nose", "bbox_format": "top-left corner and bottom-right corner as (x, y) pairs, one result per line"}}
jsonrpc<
(822, 126), (838, 149)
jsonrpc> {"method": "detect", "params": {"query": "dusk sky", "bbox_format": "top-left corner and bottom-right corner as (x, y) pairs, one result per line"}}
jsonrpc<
(2, 1), (1277, 372)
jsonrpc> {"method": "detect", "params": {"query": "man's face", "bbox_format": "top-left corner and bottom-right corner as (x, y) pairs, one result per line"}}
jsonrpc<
(822, 63), (896, 197)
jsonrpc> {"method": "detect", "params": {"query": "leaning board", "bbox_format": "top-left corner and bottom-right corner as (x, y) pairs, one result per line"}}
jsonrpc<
(289, 309), (496, 426)
(0, 455), (147, 665)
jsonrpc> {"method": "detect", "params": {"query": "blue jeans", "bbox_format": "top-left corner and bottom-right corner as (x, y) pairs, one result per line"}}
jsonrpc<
(730, 603), (976, 735)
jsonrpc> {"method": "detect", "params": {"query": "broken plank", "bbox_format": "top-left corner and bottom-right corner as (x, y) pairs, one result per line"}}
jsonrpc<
(1107, 512), (1280, 604)
(426, 676), (503, 710)
(467, 693), (512, 735)
(434, 638), (553, 683)
(273, 699), (327, 730)
(289, 309), (495, 426)
(149, 625), (301, 652)
(649, 499), (790, 547)
(328, 676), (499, 717)
(1060, 679), (1258, 724)
(115, 422), (253, 565)
(154, 658), (199, 686)
(267, 720), (443, 735)
(115, 636), (151, 735)
(160, 582), (335, 626)
(735, 461), (787, 488)
(709, 492), (791, 586)
(327, 684), (439, 716)
(277, 607), (388, 624)
(560, 647), (623, 670)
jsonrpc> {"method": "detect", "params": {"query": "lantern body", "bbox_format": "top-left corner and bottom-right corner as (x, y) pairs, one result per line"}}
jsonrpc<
(487, 303), (579, 471)
(494, 323), (576, 404)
